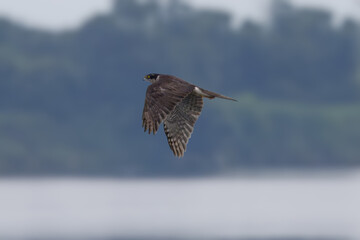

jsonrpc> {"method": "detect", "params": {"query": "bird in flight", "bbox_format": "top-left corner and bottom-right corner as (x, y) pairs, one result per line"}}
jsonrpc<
(142, 73), (236, 157)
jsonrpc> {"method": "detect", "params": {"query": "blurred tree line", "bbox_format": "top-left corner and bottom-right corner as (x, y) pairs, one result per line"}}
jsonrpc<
(0, 0), (359, 176)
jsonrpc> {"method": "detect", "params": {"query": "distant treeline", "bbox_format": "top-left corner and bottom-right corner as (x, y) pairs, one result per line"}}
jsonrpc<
(0, 0), (359, 176)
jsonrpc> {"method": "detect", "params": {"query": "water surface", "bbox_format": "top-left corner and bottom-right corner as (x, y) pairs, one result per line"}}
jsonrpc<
(0, 172), (359, 239)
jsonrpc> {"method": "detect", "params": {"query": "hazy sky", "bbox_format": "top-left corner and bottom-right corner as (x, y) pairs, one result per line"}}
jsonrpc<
(0, 0), (359, 31)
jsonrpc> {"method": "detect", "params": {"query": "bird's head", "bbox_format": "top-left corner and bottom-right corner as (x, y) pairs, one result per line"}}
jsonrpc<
(144, 73), (160, 83)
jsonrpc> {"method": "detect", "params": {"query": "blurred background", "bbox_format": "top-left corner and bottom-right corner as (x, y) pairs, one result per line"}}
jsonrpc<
(0, 0), (359, 239)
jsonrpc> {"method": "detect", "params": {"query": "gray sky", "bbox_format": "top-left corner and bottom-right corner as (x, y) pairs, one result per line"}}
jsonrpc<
(0, 0), (359, 31)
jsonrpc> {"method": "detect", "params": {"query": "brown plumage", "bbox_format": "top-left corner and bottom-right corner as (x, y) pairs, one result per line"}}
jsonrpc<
(142, 73), (236, 157)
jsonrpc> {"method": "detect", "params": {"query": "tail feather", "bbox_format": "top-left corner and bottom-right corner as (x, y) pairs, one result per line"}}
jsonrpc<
(195, 87), (237, 101)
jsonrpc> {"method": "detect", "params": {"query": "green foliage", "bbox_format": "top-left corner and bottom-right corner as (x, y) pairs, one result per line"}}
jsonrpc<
(211, 95), (360, 168)
(0, 0), (359, 175)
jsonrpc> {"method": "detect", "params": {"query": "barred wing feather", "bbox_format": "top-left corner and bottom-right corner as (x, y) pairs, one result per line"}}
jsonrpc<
(163, 93), (203, 157)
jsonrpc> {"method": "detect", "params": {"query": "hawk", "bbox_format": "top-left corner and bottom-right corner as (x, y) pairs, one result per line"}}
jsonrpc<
(142, 73), (236, 157)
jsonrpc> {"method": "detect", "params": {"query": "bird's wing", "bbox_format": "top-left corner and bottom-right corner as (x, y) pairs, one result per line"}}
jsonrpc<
(163, 92), (203, 157)
(142, 78), (194, 134)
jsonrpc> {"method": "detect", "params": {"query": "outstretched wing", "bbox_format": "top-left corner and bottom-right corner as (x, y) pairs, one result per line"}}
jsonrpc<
(163, 93), (203, 157)
(142, 77), (194, 134)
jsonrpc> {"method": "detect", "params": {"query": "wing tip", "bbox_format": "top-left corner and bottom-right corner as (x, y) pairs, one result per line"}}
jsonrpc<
(143, 122), (159, 135)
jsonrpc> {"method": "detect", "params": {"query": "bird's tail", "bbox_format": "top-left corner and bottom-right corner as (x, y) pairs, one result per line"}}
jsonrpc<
(195, 87), (237, 101)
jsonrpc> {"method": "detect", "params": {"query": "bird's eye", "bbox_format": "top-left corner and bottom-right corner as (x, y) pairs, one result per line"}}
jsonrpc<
(147, 75), (150, 79)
